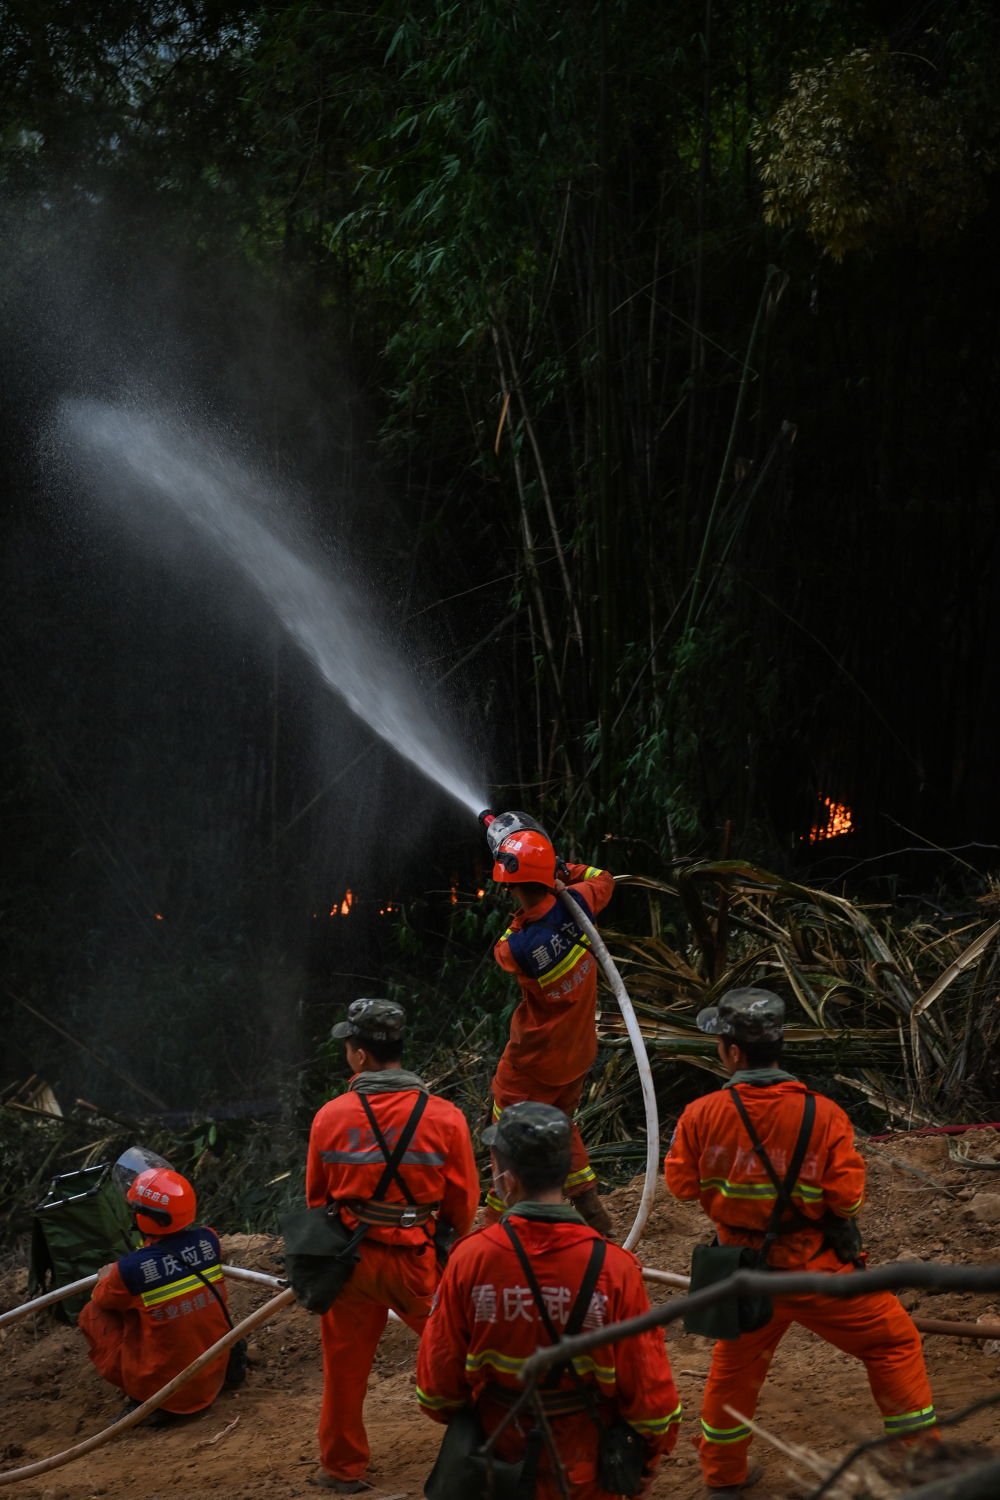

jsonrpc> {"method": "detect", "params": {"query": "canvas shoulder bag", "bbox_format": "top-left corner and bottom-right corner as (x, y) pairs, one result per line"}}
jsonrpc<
(685, 1088), (816, 1342)
(280, 1090), (429, 1314)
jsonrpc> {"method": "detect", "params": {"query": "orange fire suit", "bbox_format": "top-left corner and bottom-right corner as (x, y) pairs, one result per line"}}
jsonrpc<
(416, 1206), (682, 1499)
(78, 1225), (230, 1413)
(665, 1075), (937, 1489)
(488, 865), (615, 1214)
(306, 1070), (480, 1483)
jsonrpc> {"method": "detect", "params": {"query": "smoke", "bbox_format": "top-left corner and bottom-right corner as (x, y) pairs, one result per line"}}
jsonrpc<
(53, 398), (487, 818)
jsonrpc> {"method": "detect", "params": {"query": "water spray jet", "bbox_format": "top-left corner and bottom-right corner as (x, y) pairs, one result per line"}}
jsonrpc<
(56, 400), (486, 819)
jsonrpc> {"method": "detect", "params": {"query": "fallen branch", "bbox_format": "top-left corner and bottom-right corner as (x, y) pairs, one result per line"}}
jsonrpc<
(519, 1262), (1000, 1382)
(857, 1139), (958, 1198)
(912, 1316), (1000, 1339)
(723, 1403), (830, 1480)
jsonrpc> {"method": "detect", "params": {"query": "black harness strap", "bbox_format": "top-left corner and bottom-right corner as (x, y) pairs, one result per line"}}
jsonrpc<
(502, 1221), (606, 1392)
(729, 1087), (817, 1259)
(358, 1090), (429, 1206)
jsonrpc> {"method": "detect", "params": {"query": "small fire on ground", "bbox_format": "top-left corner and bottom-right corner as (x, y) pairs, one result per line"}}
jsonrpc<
(809, 798), (854, 843)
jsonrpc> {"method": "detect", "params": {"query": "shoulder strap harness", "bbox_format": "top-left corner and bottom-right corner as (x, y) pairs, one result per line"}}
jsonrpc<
(728, 1087), (817, 1263)
(347, 1091), (438, 1229)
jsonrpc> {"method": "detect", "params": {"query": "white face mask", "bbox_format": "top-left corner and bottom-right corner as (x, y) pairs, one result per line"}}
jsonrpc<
(492, 1171), (512, 1207)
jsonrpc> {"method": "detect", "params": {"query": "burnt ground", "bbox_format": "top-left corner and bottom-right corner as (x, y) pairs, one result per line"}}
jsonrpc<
(2, 1129), (1000, 1498)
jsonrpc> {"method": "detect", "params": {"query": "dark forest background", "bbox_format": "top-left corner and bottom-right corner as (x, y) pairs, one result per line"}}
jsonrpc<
(2, 0), (1000, 1120)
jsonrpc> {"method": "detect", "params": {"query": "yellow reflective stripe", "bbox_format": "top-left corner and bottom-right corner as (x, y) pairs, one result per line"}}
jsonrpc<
(466, 1348), (527, 1376)
(584, 867), (603, 879)
(537, 942), (591, 988)
(631, 1401), (683, 1435)
(492, 1100), (502, 1119)
(701, 1417), (751, 1444)
(499, 926), (514, 942)
(564, 1165), (597, 1191)
(841, 1196), (863, 1217)
(884, 1406), (936, 1433)
(571, 1356), (615, 1384)
(465, 1349), (615, 1384)
(485, 1189), (507, 1213)
(700, 1177), (823, 1205)
(140, 1263), (223, 1309)
(416, 1385), (464, 1411)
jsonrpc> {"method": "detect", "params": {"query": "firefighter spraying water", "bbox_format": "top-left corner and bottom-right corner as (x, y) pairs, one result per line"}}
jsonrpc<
(477, 810), (660, 1246)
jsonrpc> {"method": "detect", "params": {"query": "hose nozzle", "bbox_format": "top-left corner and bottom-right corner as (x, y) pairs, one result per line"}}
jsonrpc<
(478, 809), (496, 829)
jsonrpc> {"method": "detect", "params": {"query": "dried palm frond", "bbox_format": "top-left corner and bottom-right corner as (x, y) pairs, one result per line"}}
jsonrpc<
(589, 860), (1000, 1138)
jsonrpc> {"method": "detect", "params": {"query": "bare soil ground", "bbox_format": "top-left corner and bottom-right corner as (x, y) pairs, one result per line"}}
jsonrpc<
(2, 1129), (1000, 1499)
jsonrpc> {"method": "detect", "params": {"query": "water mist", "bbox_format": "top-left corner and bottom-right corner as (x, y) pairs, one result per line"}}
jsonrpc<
(56, 400), (486, 816)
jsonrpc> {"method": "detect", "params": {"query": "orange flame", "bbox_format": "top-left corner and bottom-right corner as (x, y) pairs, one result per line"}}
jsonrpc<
(809, 798), (854, 844)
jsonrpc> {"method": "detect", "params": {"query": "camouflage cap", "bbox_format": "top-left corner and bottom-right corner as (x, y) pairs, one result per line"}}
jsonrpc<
(330, 998), (406, 1043)
(481, 1102), (572, 1172)
(696, 987), (785, 1044)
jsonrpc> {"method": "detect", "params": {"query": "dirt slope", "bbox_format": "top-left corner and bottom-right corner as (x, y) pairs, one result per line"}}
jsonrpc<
(2, 1131), (999, 1499)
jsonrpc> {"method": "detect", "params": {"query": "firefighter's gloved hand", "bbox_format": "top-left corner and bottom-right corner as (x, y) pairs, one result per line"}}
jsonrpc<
(553, 877), (567, 893)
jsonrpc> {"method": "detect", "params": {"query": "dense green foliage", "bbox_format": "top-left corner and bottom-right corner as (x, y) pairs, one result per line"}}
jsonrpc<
(3, 0), (1000, 1116)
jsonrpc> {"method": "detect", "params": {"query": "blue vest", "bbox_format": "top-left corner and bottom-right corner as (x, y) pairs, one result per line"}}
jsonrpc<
(117, 1225), (224, 1316)
(506, 888), (592, 989)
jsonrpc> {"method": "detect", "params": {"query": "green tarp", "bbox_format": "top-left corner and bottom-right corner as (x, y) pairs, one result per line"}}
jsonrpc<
(28, 1164), (140, 1325)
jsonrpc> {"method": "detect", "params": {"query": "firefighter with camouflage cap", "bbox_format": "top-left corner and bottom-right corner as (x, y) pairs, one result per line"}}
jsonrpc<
(306, 998), (479, 1492)
(664, 988), (938, 1498)
(417, 1103), (682, 1499)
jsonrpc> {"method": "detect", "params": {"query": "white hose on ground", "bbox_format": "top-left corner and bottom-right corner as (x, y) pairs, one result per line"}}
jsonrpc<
(0, 1272), (99, 1328)
(223, 1264), (403, 1322)
(0, 1285), (296, 1487)
(0, 1264), (286, 1329)
(557, 889), (659, 1253)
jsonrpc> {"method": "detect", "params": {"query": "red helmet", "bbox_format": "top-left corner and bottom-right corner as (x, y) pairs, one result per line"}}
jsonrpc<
(127, 1167), (196, 1236)
(492, 829), (556, 887)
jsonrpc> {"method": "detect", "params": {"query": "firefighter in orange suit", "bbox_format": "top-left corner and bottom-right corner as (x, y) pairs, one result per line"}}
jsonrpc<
(306, 998), (479, 1493)
(79, 1168), (230, 1423)
(488, 824), (615, 1234)
(417, 1102), (682, 1499)
(665, 988), (937, 1498)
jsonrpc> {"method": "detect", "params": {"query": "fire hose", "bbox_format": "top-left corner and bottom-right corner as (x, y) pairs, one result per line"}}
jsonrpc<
(480, 809), (660, 1253)
(4, 1262), (1000, 1488)
(0, 1283), (296, 1487)
(555, 889), (658, 1252)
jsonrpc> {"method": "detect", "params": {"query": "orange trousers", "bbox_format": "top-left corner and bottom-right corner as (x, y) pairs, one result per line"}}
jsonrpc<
(698, 1281), (936, 1488)
(319, 1237), (438, 1481)
(78, 1302), (224, 1414)
(486, 1062), (596, 1220)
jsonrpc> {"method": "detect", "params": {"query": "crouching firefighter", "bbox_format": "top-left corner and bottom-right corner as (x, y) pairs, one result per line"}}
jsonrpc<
(304, 998), (480, 1493)
(485, 817), (615, 1235)
(665, 987), (938, 1498)
(417, 1102), (682, 1500)
(79, 1168), (233, 1424)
